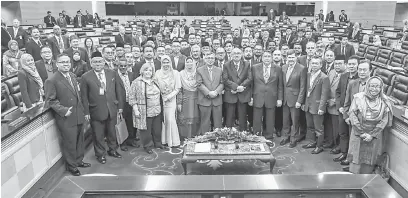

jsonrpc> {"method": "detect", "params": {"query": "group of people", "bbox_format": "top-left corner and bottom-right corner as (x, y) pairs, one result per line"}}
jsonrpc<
(43, 9), (101, 28)
(1, 12), (394, 177)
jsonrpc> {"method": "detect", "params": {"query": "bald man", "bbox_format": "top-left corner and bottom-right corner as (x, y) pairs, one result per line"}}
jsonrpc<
(222, 48), (252, 131)
(8, 19), (28, 49)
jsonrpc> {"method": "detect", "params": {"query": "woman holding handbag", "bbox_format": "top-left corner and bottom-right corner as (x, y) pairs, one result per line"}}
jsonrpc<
(129, 63), (164, 154)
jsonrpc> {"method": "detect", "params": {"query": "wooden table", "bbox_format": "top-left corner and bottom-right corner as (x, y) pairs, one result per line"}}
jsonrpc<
(181, 142), (276, 175)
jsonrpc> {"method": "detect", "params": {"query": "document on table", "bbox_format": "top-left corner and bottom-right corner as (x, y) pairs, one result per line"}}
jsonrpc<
(249, 144), (266, 152)
(194, 143), (211, 153)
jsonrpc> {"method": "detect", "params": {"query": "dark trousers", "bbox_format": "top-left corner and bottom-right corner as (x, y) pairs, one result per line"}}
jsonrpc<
(338, 114), (350, 153)
(275, 106), (283, 132)
(247, 105), (253, 130)
(324, 114), (339, 148)
(123, 102), (136, 142)
(253, 106), (275, 139)
(225, 101), (247, 131)
(199, 105), (222, 135)
(90, 115), (118, 158)
(139, 115), (163, 149)
(298, 109), (307, 140)
(59, 123), (84, 169)
(282, 105), (301, 143)
(305, 112), (324, 147)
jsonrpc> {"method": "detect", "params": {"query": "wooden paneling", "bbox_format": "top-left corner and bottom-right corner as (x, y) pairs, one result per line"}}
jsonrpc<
(394, 3), (408, 27)
(19, 1), (92, 25)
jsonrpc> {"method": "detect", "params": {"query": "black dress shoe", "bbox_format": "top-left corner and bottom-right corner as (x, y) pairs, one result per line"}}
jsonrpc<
(296, 136), (306, 143)
(330, 148), (341, 155)
(302, 143), (317, 149)
(342, 167), (350, 172)
(280, 138), (290, 146)
(97, 156), (106, 164)
(120, 145), (128, 151)
(289, 142), (297, 148)
(67, 168), (81, 176)
(78, 162), (91, 168)
(333, 153), (347, 162)
(340, 159), (350, 166)
(311, 147), (324, 154)
(108, 150), (122, 158)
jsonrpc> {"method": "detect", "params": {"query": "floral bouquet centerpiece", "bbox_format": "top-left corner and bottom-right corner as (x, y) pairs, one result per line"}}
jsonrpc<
(185, 127), (272, 144)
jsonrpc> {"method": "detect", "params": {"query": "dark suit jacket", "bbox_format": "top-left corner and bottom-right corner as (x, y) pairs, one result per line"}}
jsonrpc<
(56, 17), (68, 28)
(222, 60), (252, 103)
(333, 44), (355, 61)
(44, 71), (85, 127)
(339, 14), (348, 22)
(196, 65), (224, 106)
(48, 35), (70, 59)
(63, 47), (89, 65)
(181, 46), (191, 57)
(279, 15), (289, 22)
(81, 69), (124, 121)
(71, 60), (87, 79)
(300, 37), (315, 53)
(115, 34), (132, 46)
(297, 55), (309, 69)
(1, 27), (11, 53)
(73, 15), (86, 28)
(18, 69), (42, 108)
(171, 54), (186, 71)
(63, 15), (71, 25)
(35, 59), (58, 82)
(44, 16), (57, 27)
(85, 14), (93, 24)
(282, 63), (307, 107)
(335, 72), (358, 113)
(133, 59), (161, 77)
(131, 35), (147, 47)
(252, 63), (283, 108)
(8, 27), (28, 49)
(284, 33), (297, 48)
(233, 36), (241, 47)
(304, 72), (330, 114)
(321, 61), (335, 75)
(325, 13), (335, 22)
(260, 38), (272, 50)
(25, 38), (47, 61)
(343, 79), (363, 119)
(116, 71), (136, 105)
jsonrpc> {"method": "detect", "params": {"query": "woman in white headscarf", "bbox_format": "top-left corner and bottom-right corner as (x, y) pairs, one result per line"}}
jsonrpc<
(18, 53), (45, 110)
(155, 55), (181, 147)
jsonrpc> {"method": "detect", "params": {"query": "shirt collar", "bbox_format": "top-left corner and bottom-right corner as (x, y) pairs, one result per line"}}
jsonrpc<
(118, 70), (128, 76)
(311, 70), (321, 77)
(95, 69), (105, 76)
(263, 63), (271, 68)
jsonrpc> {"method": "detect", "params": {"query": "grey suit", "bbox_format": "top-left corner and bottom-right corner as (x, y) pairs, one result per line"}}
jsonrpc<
(196, 65), (224, 135)
(325, 70), (342, 148)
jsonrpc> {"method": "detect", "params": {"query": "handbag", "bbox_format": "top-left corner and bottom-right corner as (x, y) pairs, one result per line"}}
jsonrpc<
(115, 112), (129, 145)
(374, 152), (390, 182)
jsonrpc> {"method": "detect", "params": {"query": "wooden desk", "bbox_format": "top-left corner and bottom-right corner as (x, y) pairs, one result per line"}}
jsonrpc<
(181, 142), (276, 175)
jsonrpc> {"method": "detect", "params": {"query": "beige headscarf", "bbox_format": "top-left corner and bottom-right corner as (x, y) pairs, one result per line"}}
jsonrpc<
(21, 53), (44, 92)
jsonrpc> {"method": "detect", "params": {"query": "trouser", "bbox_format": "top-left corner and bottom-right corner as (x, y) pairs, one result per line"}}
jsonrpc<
(139, 115), (163, 149)
(338, 114), (351, 153)
(298, 109), (307, 140)
(59, 123), (84, 169)
(123, 102), (137, 143)
(225, 101), (248, 131)
(282, 105), (301, 143)
(247, 105), (253, 130)
(253, 106), (275, 139)
(275, 106), (283, 132)
(305, 112), (324, 147)
(199, 105), (223, 135)
(324, 114), (339, 148)
(90, 114), (118, 158)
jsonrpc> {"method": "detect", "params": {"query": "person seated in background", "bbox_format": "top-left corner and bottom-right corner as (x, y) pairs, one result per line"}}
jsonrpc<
(57, 13), (67, 28)
(93, 13), (101, 28)
(44, 11), (56, 28)
(326, 11), (335, 22)
(362, 35), (370, 44)
(373, 35), (382, 46)
(2, 40), (23, 77)
(350, 22), (361, 41)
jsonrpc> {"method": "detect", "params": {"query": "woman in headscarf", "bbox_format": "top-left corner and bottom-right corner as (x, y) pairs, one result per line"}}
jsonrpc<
(177, 57), (200, 139)
(170, 27), (179, 40)
(155, 55), (181, 147)
(373, 35), (382, 46)
(350, 22), (361, 41)
(129, 63), (164, 154)
(18, 53), (44, 110)
(71, 50), (87, 79)
(188, 27), (196, 35)
(347, 76), (393, 174)
(362, 34), (370, 44)
(3, 40), (23, 77)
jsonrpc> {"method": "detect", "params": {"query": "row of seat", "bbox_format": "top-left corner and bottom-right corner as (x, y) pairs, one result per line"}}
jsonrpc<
(374, 68), (408, 105)
(356, 42), (408, 69)
(1, 75), (21, 119)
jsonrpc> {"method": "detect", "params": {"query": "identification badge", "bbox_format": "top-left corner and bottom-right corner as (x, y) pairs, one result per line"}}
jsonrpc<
(19, 36), (22, 39)
(99, 87), (104, 95)
(77, 85), (80, 92)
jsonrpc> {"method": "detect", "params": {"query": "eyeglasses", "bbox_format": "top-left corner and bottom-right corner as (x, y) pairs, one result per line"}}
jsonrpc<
(57, 61), (71, 64)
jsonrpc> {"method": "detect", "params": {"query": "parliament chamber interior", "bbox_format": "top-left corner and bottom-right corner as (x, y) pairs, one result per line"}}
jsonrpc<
(1, 1), (408, 198)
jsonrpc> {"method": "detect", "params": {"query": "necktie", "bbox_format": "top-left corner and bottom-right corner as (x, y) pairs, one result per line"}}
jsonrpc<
(286, 66), (293, 83)
(78, 17), (82, 27)
(37, 40), (42, 47)
(14, 28), (17, 38)
(98, 72), (106, 90)
(342, 46), (345, 55)
(208, 67), (213, 81)
(57, 36), (64, 50)
(264, 66), (270, 82)
(66, 74), (74, 89)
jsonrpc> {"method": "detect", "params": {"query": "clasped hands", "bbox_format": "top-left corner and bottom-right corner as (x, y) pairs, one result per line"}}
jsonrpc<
(231, 86), (245, 94)
(207, 91), (219, 98)
(84, 109), (123, 122)
(360, 133), (373, 142)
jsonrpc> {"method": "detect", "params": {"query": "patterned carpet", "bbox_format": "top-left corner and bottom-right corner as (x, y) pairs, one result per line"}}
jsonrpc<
(78, 137), (343, 176)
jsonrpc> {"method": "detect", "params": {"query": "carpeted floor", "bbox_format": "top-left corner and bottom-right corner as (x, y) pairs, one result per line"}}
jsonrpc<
(77, 136), (343, 176)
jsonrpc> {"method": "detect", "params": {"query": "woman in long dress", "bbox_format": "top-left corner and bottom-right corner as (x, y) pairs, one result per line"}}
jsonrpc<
(347, 76), (393, 174)
(177, 57), (200, 140)
(155, 55), (181, 148)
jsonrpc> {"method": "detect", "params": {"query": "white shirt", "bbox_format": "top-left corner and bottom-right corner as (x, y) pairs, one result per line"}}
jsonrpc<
(13, 27), (19, 38)
(95, 70), (106, 89)
(174, 56), (179, 68)
(233, 61), (240, 72)
(263, 64), (271, 81)
(286, 63), (295, 83)
(207, 66), (213, 81)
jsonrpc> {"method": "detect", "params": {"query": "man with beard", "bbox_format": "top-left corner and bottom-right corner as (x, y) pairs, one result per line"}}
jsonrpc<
(223, 48), (252, 131)
(243, 47), (254, 66)
(315, 41), (326, 58)
(240, 37), (250, 49)
(224, 41), (233, 61)
(280, 50), (307, 147)
(215, 47), (227, 71)
(281, 44), (289, 65)
(321, 50), (335, 74)
(232, 28), (241, 46)
(261, 31), (272, 50)
(181, 34), (196, 56)
(268, 41), (277, 53)
(180, 40), (189, 50)
(253, 44), (263, 65)
(133, 45), (161, 76)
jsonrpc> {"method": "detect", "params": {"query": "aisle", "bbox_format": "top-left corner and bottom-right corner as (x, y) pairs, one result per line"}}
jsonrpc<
(78, 137), (343, 176)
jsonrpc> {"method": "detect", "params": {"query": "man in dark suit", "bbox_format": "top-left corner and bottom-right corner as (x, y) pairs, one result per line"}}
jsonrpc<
(300, 31), (315, 55)
(318, 9), (325, 21)
(25, 27), (46, 61)
(63, 35), (89, 65)
(44, 11), (56, 28)
(297, 41), (316, 72)
(180, 18), (189, 34)
(47, 25), (70, 60)
(260, 31), (272, 51)
(180, 34), (196, 57)
(334, 36), (355, 61)
(223, 48), (252, 131)
(44, 54), (91, 176)
(301, 57), (330, 154)
(62, 10), (71, 25)
(73, 11), (86, 28)
(133, 45), (161, 76)
(8, 19), (28, 49)
(252, 44), (263, 65)
(131, 28), (146, 47)
(196, 52), (224, 135)
(36, 46), (58, 82)
(280, 50), (307, 147)
(81, 51), (124, 164)
(115, 26), (132, 46)
(339, 10), (348, 22)
(215, 47), (227, 70)
(321, 50), (335, 74)
(171, 40), (186, 71)
(252, 51), (283, 139)
(284, 28), (297, 49)
(85, 10), (93, 25)
(115, 58), (139, 150)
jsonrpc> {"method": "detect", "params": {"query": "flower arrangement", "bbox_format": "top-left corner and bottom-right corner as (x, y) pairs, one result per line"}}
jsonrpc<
(185, 127), (272, 144)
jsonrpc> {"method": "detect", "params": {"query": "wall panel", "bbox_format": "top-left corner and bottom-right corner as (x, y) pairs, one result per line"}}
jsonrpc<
(1, 1), (22, 25)
(394, 3), (408, 27)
